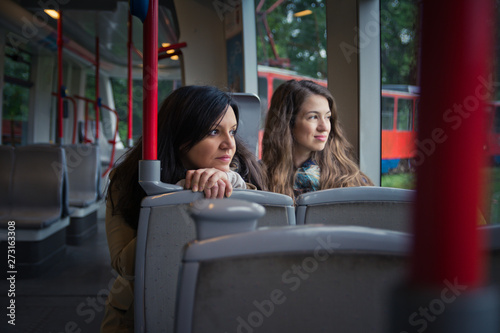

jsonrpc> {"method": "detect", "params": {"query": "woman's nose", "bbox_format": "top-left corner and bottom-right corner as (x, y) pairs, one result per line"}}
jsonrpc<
(220, 132), (235, 149)
(318, 118), (330, 132)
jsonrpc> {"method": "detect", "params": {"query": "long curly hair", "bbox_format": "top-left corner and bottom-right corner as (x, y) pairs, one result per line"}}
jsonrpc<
(108, 85), (265, 229)
(262, 80), (373, 199)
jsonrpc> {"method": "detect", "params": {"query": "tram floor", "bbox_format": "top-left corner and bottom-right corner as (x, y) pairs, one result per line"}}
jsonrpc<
(0, 217), (114, 333)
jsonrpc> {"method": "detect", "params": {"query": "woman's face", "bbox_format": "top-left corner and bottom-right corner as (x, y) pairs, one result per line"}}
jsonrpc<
(292, 94), (331, 158)
(182, 106), (237, 172)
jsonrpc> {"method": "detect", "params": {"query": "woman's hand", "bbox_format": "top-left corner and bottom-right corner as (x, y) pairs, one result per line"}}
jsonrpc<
(184, 168), (233, 198)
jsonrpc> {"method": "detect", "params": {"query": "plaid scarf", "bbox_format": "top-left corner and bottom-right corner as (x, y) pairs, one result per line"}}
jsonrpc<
(293, 159), (320, 197)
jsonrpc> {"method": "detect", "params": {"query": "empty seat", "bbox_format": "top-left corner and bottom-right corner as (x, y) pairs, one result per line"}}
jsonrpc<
(134, 189), (294, 332)
(65, 144), (101, 207)
(232, 93), (262, 156)
(0, 144), (70, 277)
(7, 145), (70, 227)
(64, 144), (102, 244)
(295, 186), (415, 232)
(175, 224), (410, 333)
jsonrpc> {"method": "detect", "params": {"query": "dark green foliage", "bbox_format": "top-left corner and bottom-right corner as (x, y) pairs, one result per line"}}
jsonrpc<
(255, 0), (420, 85)
(256, 0), (327, 79)
(2, 45), (31, 121)
(380, 0), (419, 85)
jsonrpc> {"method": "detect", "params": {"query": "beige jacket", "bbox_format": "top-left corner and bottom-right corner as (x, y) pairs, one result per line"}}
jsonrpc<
(101, 171), (255, 332)
(101, 181), (136, 332)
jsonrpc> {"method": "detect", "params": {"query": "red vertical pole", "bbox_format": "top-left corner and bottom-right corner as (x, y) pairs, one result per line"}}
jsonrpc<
(142, 0), (158, 160)
(128, 11), (134, 147)
(95, 36), (100, 141)
(392, 3), (498, 332)
(57, 10), (63, 144)
(411, 0), (494, 288)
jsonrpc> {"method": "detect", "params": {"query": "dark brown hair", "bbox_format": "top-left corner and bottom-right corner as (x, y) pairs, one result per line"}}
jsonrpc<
(108, 85), (265, 228)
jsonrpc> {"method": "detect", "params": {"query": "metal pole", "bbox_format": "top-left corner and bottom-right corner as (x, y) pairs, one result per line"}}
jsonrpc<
(142, 0), (158, 160)
(392, 1), (498, 331)
(95, 35), (100, 142)
(412, 0), (493, 290)
(57, 10), (63, 145)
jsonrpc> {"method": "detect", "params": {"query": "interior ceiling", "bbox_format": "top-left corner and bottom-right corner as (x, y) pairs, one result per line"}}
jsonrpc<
(12, 0), (181, 70)
(20, 0), (119, 11)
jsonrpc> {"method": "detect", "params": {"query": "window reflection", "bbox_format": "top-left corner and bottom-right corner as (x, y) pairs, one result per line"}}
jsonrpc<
(2, 45), (32, 146)
(382, 97), (395, 130)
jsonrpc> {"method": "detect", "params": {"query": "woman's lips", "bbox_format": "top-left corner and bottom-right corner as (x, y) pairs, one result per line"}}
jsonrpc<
(216, 155), (232, 162)
(314, 135), (328, 142)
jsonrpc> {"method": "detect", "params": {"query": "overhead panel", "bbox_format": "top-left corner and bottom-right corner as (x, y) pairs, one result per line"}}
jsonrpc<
(19, 0), (118, 11)
(10, 0), (181, 75)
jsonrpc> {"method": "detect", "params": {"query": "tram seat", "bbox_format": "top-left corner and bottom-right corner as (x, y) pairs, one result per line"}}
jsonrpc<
(233, 93), (261, 156)
(295, 186), (415, 232)
(0, 145), (15, 218)
(64, 144), (102, 245)
(134, 189), (294, 332)
(175, 224), (410, 333)
(0, 144), (70, 277)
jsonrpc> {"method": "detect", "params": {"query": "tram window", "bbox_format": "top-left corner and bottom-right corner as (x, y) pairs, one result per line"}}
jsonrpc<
(381, 96), (395, 130)
(255, 1), (327, 80)
(397, 98), (413, 131)
(109, 77), (143, 143)
(273, 78), (286, 91)
(380, 0), (418, 189)
(258, 76), (269, 120)
(4, 46), (31, 79)
(2, 45), (32, 145)
(258, 77), (268, 102)
(108, 77), (178, 143)
(254, 0), (327, 140)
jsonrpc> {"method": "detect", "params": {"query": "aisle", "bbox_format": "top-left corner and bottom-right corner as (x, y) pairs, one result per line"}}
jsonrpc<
(0, 216), (114, 333)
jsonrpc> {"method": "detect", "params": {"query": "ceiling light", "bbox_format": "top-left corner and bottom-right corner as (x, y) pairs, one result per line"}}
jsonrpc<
(45, 9), (60, 19)
(294, 10), (312, 17)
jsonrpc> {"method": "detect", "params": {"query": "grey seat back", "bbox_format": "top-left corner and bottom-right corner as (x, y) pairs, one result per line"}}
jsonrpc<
(64, 144), (100, 207)
(176, 225), (410, 333)
(0, 145), (14, 217)
(232, 93), (261, 156)
(8, 145), (69, 228)
(134, 189), (294, 332)
(231, 189), (295, 226)
(296, 186), (415, 232)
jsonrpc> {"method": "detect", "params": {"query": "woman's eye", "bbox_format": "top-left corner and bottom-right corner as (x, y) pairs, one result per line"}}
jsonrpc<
(209, 129), (218, 136)
(230, 129), (237, 136)
(309, 115), (318, 120)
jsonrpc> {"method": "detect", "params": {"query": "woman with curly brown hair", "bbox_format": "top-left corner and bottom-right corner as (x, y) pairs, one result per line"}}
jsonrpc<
(261, 79), (372, 200)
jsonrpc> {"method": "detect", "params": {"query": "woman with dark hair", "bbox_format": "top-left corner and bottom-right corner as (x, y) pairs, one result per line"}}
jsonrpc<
(101, 85), (264, 332)
(261, 79), (372, 200)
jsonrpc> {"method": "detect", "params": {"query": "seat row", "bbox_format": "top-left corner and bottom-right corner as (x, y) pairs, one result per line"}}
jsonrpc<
(134, 193), (500, 332)
(133, 186), (416, 332)
(0, 144), (102, 277)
